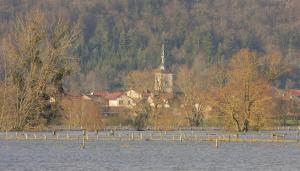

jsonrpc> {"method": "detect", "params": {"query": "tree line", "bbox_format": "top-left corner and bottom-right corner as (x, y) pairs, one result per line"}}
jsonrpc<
(0, 0), (299, 91)
(126, 48), (296, 132)
(0, 1), (299, 131)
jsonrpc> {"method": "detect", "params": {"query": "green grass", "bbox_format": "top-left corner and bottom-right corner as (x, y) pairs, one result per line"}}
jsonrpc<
(103, 116), (129, 126)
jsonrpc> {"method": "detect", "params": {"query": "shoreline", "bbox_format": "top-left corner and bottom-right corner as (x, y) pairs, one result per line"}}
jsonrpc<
(0, 129), (299, 144)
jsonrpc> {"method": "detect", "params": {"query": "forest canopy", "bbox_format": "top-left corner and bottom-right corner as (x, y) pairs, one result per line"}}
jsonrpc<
(0, 0), (299, 92)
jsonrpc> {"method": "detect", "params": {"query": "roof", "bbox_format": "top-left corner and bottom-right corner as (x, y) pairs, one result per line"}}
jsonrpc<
(93, 91), (124, 100)
(141, 91), (152, 98)
(284, 89), (300, 97)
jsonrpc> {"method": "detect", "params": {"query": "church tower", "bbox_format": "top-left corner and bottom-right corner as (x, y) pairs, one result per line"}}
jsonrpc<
(154, 44), (173, 94)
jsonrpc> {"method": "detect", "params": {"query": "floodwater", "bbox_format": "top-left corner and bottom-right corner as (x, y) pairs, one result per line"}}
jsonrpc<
(0, 131), (300, 171)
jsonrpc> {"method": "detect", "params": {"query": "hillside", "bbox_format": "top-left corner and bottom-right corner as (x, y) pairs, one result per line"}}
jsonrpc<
(0, 0), (299, 91)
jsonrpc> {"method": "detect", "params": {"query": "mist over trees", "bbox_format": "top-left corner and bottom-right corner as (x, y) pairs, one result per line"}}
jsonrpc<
(0, 0), (299, 91)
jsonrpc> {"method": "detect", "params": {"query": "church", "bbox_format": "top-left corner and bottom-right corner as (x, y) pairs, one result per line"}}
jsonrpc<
(83, 44), (175, 112)
(154, 44), (174, 94)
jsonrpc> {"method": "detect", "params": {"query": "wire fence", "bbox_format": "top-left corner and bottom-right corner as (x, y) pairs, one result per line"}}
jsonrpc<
(0, 130), (299, 144)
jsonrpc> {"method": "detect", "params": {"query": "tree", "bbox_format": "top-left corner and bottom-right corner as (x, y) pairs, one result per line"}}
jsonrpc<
(0, 1), (300, 91)
(177, 66), (208, 127)
(260, 52), (289, 83)
(214, 49), (273, 132)
(129, 100), (151, 130)
(122, 70), (154, 92)
(61, 96), (102, 130)
(1, 10), (79, 130)
(119, 29), (129, 50)
(201, 32), (214, 65)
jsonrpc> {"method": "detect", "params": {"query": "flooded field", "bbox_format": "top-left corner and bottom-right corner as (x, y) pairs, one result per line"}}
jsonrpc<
(0, 131), (300, 171)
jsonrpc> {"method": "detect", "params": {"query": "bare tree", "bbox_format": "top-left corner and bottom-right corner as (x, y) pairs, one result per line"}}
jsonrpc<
(122, 70), (154, 92)
(214, 49), (273, 132)
(1, 10), (79, 130)
(129, 100), (151, 130)
(61, 96), (102, 130)
(177, 66), (208, 127)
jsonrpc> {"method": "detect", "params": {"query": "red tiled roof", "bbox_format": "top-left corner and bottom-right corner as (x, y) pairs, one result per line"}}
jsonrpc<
(285, 89), (300, 97)
(142, 92), (151, 97)
(94, 91), (124, 100)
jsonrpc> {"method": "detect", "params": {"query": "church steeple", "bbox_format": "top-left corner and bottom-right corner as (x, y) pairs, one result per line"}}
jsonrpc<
(155, 43), (173, 94)
(160, 44), (165, 71)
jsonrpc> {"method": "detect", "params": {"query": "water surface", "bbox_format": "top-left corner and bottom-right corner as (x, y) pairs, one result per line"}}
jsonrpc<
(0, 139), (299, 171)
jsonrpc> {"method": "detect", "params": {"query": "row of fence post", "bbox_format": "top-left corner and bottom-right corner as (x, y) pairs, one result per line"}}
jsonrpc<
(1, 131), (300, 143)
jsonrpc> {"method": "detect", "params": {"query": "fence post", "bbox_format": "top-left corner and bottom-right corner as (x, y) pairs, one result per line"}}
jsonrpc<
(215, 139), (219, 148)
(81, 137), (86, 149)
(131, 132), (134, 140)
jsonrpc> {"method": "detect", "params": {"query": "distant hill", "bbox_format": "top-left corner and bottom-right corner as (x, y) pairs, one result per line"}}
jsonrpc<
(0, 0), (299, 91)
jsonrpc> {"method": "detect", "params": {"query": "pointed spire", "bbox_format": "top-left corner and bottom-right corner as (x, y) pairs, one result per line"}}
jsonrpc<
(160, 43), (165, 71)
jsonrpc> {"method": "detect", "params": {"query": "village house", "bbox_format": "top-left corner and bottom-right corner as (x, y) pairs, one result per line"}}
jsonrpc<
(283, 89), (300, 100)
(86, 90), (142, 116)
(79, 44), (175, 116)
(126, 89), (142, 99)
(92, 90), (142, 108)
(278, 89), (300, 120)
(90, 44), (174, 109)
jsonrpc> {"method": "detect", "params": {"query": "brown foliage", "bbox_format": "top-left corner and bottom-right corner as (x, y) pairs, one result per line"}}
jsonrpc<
(61, 96), (102, 130)
(123, 70), (154, 92)
(214, 49), (274, 132)
(0, 10), (79, 130)
(177, 66), (210, 127)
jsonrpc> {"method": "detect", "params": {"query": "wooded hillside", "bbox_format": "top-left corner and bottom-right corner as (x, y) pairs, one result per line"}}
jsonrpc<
(0, 0), (299, 91)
